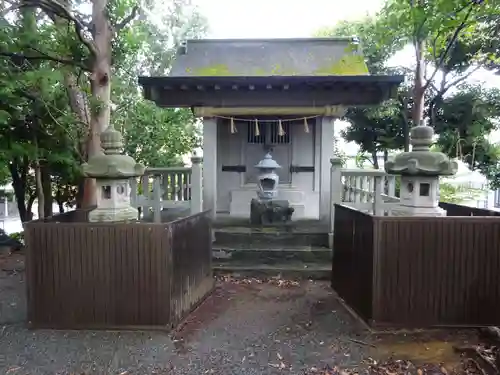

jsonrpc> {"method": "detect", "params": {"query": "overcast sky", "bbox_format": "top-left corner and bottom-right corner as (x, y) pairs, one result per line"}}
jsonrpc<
(194, 0), (383, 39)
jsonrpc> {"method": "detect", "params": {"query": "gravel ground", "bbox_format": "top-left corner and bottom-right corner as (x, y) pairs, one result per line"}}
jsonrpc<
(0, 253), (372, 375)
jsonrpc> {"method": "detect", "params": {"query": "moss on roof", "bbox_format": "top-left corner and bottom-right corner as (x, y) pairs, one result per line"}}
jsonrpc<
(171, 38), (370, 77)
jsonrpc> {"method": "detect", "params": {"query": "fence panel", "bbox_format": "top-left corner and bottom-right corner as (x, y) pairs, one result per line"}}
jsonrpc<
(170, 211), (214, 325)
(25, 210), (214, 330)
(439, 202), (500, 217)
(25, 221), (171, 328)
(373, 216), (500, 327)
(332, 204), (375, 321)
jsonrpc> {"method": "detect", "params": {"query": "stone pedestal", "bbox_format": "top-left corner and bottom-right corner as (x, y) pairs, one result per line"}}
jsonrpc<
(250, 199), (294, 225)
(251, 152), (295, 224)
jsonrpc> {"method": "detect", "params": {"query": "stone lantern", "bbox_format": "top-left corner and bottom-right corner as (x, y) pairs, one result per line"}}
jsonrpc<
(250, 152), (294, 224)
(385, 125), (458, 216)
(82, 124), (145, 222)
(255, 152), (281, 200)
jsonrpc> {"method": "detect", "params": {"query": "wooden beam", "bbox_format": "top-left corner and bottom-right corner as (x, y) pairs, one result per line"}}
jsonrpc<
(192, 106), (347, 117)
(149, 85), (388, 108)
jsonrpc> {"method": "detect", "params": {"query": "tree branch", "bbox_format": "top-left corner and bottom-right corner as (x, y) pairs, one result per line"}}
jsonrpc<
(423, 4), (475, 92)
(115, 5), (139, 31)
(443, 65), (482, 93)
(20, 0), (97, 56)
(0, 49), (89, 70)
(0, 3), (22, 17)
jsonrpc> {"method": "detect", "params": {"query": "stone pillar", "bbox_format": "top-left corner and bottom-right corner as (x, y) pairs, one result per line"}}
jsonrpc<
(385, 125), (458, 216)
(329, 157), (343, 247)
(190, 155), (203, 215)
(202, 117), (217, 218)
(319, 116), (335, 222)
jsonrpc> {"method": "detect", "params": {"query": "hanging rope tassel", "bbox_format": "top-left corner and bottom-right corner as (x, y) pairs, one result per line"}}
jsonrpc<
(230, 117), (237, 134)
(303, 117), (310, 133)
(278, 119), (285, 136)
(254, 118), (260, 136)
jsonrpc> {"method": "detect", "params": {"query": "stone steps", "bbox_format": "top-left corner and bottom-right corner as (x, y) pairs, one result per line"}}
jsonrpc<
(213, 244), (331, 263)
(213, 228), (329, 248)
(213, 261), (331, 280)
(212, 226), (331, 280)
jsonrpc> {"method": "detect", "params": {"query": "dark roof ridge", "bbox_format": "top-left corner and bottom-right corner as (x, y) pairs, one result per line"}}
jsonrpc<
(181, 37), (358, 44)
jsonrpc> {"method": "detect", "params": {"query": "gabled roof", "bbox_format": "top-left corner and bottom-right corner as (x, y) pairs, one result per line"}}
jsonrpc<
(169, 37), (370, 77)
(138, 37), (404, 108)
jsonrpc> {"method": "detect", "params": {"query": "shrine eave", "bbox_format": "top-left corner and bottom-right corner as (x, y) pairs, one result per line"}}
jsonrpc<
(138, 75), (405, 108)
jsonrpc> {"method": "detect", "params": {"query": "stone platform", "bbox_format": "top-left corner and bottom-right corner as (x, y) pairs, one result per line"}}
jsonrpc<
(212, 216), (331, 280)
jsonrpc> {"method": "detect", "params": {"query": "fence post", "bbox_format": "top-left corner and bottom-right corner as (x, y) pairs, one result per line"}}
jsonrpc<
(329, 157), (343, 248)
(152, 174), (162, 223)
(373, 175), (383, 216)
(129, 177), (138, 208)
(141, 174), (149, 216)
(3, 196), (8, 218)
(190, 155), (203, 215)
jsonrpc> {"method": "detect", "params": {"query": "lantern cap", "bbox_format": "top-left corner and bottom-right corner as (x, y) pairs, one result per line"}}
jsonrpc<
(255, 153), (281, 170)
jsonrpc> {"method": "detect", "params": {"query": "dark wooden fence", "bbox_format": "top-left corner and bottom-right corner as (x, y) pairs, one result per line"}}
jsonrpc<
(25, 210), (214, 330)
(439, 202), (500, 217)
(332, 204), (500, 328)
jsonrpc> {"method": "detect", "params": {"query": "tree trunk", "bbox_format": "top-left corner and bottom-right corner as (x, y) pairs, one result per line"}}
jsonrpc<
(371, 151), (380, 169)
(33, 159), (44, 219)
(55, 0), (93, 208)
(41, 163), (52, 217)
(81, 0), (112, 208)
(26, 194), (36, 220)
(403, 120), (410, 152)
(9, 159), (29, 222)
(412, 36), (426, 126)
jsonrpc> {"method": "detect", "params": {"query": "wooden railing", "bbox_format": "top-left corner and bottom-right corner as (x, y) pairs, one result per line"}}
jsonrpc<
(130, 156), (203, 223)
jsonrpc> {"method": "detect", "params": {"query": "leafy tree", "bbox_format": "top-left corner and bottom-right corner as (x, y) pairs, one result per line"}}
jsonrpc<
(379, 0), (499, 130)
(0, 0), (206, 220)
(341, 104), (406, 168)
(116, 101), (200, 167)
(320, 1), (500, 188)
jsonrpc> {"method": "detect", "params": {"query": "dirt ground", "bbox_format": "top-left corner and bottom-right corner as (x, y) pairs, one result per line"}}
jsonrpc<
(0, 252), (478, 375)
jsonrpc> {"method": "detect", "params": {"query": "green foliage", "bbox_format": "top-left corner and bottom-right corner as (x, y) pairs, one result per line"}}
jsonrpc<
(439, 181), (484, 203)
(333, 136), (347, 167)
(315, 16), (404, 74)
(320, 0), (500, 187)
(341, 102), (406, 166)
(432, 84), (500, 187)
(9, 231), (24, 244)
(115, 101), (200, 167)
(0, 0), (207, 216)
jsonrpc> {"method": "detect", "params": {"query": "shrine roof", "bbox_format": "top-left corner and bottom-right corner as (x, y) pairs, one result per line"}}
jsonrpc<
(167, 37), (370, 77)
(138, 38), (404, 108)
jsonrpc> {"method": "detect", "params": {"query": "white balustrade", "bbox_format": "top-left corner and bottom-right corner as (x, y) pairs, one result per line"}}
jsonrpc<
(329, 159), (401, 235)
(129, 156), (203, 223)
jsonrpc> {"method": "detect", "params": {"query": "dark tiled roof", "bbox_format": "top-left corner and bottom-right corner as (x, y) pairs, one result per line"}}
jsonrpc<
(169, 38), (370, 77)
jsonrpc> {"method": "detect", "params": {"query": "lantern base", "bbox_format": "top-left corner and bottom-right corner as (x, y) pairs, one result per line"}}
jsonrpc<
(88, 205), (139, 222)
(390, 205), (446, 217)
(250, 199), (294, 225)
